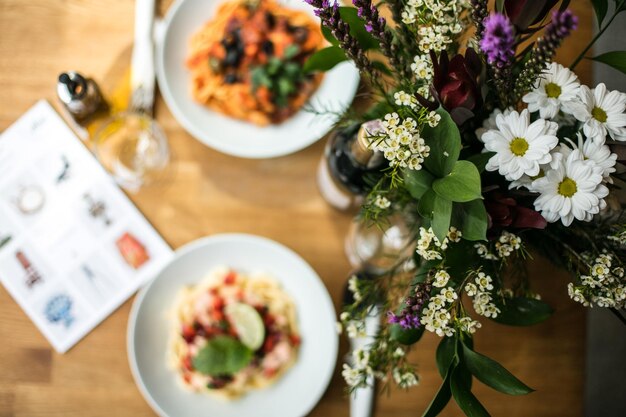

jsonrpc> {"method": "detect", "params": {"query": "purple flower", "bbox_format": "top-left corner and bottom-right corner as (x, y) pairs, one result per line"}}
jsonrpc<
(387, 283), (431, 330)
(480, 13), (515, 68)
(549, 9), (578, 38)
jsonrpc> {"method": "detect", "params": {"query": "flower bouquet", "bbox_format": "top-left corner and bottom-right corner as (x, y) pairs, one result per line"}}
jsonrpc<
(304, 0), (626, 415)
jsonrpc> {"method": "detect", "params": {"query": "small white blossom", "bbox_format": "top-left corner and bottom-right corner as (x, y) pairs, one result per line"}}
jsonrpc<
(374, 195), (391, 209)
(464, 282), (478, 296)
(433, 270), (451, 288)
(475, 272), (494, 291)
(447, 227), (462, 242)
(393, 368), (419, 388)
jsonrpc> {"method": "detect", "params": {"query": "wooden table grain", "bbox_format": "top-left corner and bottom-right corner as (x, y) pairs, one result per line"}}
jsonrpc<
(0, 1), (593, 416)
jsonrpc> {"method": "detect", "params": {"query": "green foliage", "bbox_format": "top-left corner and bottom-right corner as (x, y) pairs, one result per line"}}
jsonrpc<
(422, 364), (453, 417)
(462, 343), (534, 396)
(492, 297), (554, 326)
(592, 0), (609, 25)
(303, 46), (347, 73)
(192, 336), (253, 376)
(321, 25), (339, 46)
(432, 196), (453, 243)
(422, 108), (462, 177)
(466, 152), (495, 173)
(450, 366), (491, 417)
(390, 323), (425, 345)
(405, 169), (435, 200)
(592, 51), (626, 75)
(436, 337), (457, 378)
(336, 7), (380, 50)
(314, 6), (379, 72)
(432, 161), (482, 203)
(453, 200), (488, 241)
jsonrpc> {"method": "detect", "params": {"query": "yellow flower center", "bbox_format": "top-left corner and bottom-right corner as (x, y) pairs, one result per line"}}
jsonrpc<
(558, 177), (578, 197)
(592, 106), (607, 123)
(545, 82), (562, 98)
(510, 137), (529, 156)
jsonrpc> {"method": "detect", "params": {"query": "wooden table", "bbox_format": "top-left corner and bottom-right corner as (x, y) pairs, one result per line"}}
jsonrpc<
(0, 1), (593, 416)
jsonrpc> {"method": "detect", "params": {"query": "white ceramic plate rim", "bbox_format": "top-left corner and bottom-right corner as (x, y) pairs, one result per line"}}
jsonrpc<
(156, 0), (360, 159)
(127, 233), (338, 417)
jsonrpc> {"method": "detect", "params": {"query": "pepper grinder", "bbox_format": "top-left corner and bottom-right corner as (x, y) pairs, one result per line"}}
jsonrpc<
(56, 71), (109, 140)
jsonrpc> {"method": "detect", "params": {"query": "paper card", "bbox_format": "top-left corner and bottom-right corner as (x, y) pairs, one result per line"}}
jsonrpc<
(0, 100), (174, 353)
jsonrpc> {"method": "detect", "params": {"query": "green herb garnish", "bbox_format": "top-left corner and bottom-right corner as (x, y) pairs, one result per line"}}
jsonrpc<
(251, 46), (306, 108)
(192, 335), (253, 376)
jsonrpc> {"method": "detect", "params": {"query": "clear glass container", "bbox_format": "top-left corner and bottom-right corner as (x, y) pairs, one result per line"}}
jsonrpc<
(92, 112), (169, 192)
(345, 213), (416, 274)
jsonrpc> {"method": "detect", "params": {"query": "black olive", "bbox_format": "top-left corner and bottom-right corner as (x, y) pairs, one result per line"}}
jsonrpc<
(223, 49), (242, 67)
(264, 11), (276, 28)
(224, 73), (238, 84)
(261, 40), (274, 55)
(291, 26), (309, 44)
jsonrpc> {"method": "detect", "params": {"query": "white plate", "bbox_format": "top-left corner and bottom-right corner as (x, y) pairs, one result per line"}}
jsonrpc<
(156, 0), (360, 158)
(127, 234), (338, 417)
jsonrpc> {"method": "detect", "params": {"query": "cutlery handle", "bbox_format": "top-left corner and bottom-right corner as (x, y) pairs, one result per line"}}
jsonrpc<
(131, 0), (156, 106)
(350, 385), (374, 417)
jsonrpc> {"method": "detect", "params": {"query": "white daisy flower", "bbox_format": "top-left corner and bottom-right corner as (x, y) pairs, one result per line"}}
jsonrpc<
(560, 133), (617, 180)
(523, 62), (581, 119)
(533, 149), (609, 226)
(567, 83), (626, 143)
(476, 107), (514, 141)
(483, 109), (559, 181)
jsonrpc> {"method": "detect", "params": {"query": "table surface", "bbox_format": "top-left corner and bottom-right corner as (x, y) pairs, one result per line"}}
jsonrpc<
(0, 1), (594, 416)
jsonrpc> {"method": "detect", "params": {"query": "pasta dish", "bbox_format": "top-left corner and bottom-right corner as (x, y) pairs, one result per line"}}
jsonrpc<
(168, 266), (300, 398)
(186, 0), (324, 125)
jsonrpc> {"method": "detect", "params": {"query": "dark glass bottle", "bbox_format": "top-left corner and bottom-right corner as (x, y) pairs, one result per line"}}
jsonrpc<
(317, 121), (386, 210)
(56, 71), (110, 140)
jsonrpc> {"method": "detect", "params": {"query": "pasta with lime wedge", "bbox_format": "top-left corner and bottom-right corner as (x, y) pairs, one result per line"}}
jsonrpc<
(168, 266), (300, 399)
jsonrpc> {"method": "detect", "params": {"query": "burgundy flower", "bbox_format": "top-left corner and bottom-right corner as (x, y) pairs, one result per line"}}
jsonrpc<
(485, 191), (547, 231)
(429, 49), (482, 125)
(505, 0), (559, 31)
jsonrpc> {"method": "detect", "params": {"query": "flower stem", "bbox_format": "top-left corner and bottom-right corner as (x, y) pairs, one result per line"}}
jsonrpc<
(570, 0), (625, 70)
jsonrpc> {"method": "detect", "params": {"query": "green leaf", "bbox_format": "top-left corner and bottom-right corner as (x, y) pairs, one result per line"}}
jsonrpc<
(192, 336), (253, 376)
(417, 188), (437, 219)
(303, 46), (347, 73)
(422, 108), (462, 177)
(466, 152), (495, 173)
(462, 343), (534, 395)
(495, 0), (505, 12)
(592, 51), (626, 75)
(492, 297), (553, 326)
(432, 161), (482, 203)
(338, 7), (379, 50)
(455, 200), (488, 241)
(283, 44), (300, 60)
(432, 196), (453, 243)
(450, 366), (491, 417)
(321, 25), (339, 46)
(404, 169), (435, 199)
(592, 0), (608, 26)
(390, 323), (425, 345)
(422, 363), (454, 417)
(436, 337), (457, 378)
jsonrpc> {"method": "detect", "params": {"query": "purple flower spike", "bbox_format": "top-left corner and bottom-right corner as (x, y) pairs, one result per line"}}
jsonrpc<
(550, 9), (578, 38)
(387, 283), (432, 330)
(480, 13), (515, 68)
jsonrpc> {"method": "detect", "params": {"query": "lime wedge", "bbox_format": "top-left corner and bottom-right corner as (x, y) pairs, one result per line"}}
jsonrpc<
(224, 302), (265, 351)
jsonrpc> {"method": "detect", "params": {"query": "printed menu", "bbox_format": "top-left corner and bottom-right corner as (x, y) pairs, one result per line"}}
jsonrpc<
(0, 100), (174, 352)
